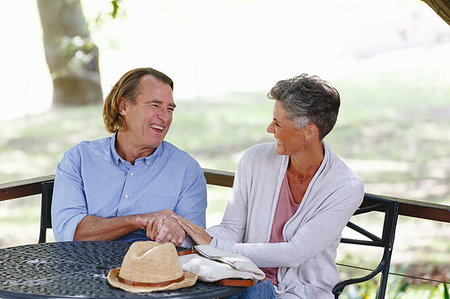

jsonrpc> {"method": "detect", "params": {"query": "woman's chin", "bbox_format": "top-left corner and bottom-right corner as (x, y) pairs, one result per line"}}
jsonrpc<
(276, 145), (286, 155)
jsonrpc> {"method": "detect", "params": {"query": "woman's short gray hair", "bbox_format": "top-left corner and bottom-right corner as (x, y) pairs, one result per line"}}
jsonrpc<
(267, 74), (340, 140)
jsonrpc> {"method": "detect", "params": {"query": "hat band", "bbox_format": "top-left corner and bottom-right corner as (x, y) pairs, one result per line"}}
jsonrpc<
(118, 274), (185, 287)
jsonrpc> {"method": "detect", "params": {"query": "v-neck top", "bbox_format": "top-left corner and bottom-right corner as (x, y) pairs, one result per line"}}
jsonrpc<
(262, 173), (301, 285)
(207, 142), (364, 298)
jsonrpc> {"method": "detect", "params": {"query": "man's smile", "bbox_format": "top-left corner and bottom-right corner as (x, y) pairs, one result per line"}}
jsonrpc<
(150, 124), (164, 133)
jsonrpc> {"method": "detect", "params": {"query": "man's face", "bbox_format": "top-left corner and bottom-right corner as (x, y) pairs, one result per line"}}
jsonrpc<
(119, 75), (175, 152)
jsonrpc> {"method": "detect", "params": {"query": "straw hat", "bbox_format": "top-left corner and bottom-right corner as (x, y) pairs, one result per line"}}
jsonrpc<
(108, 241), (197, 293)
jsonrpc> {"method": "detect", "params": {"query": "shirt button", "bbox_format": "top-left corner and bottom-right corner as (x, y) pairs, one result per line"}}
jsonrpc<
(124, 194), (129, 199)
(130, 172), (134, 176)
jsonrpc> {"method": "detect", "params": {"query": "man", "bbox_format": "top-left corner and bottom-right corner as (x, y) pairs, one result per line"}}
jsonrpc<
(52, 67), (207, 246)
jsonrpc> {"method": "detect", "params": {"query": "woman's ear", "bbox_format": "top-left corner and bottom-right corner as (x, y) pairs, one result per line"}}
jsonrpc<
(305, 123), (319, 140)
(118, 97), (128, 116)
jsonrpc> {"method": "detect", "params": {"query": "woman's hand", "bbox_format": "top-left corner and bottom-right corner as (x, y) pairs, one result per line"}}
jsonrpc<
(172, 215), (212, 245)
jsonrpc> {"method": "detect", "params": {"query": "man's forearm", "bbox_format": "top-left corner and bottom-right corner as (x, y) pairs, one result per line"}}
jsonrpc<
(73, 214), (142, 241)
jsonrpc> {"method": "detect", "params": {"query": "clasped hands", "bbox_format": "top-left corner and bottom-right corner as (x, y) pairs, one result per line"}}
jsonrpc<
(136, 209), (212, 246)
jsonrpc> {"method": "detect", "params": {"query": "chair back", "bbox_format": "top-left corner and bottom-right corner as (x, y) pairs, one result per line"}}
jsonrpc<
(39, 181), (54, 243)
(333, 193), (400, 299)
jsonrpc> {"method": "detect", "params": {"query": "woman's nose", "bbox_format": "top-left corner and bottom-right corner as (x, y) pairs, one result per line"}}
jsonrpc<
(267, 122), (274, 133)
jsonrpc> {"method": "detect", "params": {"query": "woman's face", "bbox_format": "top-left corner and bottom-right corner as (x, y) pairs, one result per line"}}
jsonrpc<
(266, 100), (307, 156)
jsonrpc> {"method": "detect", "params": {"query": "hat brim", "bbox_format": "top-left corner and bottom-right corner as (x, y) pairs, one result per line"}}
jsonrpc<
(108, 268), (198, 293)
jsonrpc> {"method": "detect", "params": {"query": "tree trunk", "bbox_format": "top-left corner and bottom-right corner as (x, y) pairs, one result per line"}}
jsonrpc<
(37, 0), (103, 107)
(422, 0), (450, 26)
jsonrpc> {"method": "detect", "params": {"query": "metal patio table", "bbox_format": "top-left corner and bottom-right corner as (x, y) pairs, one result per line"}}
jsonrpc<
(0, 241), (245, 298)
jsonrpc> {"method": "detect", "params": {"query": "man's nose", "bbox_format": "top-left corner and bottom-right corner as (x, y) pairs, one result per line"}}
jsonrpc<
(157, 109), (169, 122)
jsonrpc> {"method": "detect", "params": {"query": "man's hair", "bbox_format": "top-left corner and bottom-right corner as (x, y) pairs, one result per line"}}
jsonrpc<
(103, 67), (174, 133)
(267, 74), (340, 140)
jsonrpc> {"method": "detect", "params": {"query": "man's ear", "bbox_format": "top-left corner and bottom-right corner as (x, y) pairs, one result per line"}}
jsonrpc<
(118, 97), (128, 116)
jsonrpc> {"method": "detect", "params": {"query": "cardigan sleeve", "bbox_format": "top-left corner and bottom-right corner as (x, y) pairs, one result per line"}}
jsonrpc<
(207, 147), (256, 243)
(211, 180), (363, 268)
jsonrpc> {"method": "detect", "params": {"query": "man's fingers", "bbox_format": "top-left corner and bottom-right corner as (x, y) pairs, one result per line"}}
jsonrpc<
(174, 228), (186, 245)
(155, 218), (185, 245)
(170, 228), (185, 246)
(155, 227), (169, 243)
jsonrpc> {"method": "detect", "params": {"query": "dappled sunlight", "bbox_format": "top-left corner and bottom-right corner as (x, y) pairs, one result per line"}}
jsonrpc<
(0, 1), (449, 294)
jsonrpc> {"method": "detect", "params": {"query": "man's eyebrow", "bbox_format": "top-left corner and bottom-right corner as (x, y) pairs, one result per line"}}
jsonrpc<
(147, 99), (176, 108)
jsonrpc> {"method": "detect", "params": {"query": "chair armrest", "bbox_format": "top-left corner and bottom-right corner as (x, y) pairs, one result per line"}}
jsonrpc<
(332, 260), (386, 297)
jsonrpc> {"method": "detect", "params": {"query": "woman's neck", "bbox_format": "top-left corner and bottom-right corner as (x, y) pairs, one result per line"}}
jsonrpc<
(289, 141), (324, 180)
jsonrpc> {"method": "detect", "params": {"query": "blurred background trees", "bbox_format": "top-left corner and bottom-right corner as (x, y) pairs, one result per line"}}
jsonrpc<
(37, 0), (102, 107)
(0, 1), (449, 296)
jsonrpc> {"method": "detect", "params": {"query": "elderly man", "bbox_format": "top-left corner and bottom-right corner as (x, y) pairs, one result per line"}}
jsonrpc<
(52, 67), (207, 246)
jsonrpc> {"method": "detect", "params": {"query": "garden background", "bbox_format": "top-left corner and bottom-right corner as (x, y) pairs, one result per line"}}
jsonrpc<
(0, 0), (449, 297)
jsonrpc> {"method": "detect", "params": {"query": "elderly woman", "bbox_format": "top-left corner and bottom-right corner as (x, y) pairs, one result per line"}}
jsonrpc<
(176, 74), (364, 298)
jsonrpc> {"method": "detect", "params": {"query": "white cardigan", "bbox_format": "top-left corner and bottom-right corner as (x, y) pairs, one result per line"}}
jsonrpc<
(207, 142), (364, 298)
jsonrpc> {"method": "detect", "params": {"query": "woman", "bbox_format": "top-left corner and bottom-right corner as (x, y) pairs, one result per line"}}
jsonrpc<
(175, 74), (364, 298)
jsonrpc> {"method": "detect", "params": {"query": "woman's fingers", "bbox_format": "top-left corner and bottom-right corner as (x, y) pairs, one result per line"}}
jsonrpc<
(172, 215), (196, 234)
(172, 215), (212, 245)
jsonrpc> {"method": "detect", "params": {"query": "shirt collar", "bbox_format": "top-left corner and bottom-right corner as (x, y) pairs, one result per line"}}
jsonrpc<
(110, 133), (123, 164)
(110, 132), (164, 165)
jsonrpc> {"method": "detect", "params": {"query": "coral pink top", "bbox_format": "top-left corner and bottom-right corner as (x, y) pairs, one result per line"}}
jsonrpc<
(262, 173), (301, 285)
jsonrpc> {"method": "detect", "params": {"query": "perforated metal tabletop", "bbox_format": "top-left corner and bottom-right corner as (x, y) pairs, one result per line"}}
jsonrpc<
(0, 241), (244, 298)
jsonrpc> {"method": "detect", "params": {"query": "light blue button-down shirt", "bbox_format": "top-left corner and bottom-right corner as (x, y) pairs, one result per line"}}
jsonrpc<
(52, 134), (207, 242)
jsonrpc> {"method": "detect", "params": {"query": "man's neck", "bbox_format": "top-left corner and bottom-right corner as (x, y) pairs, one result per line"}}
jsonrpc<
(115, 132), (157, 165)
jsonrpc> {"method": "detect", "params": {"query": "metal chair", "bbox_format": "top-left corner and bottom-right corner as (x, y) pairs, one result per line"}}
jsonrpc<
(333, 193), (400, 299)
(39, 180), (54, 243)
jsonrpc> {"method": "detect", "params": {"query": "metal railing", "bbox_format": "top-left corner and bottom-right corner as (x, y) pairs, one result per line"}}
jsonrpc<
(0, 169), (449, 291)
(1, 169), (449, 223)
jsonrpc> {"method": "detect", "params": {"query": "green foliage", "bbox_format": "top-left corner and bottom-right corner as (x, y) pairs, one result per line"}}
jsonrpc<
(340, 276), (447, 299)
(384, 267), (410, 298)
(111, 0), (120, 18)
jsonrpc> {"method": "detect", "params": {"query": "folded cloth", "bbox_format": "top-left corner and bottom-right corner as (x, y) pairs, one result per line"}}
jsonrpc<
(178, 245), (265, 283)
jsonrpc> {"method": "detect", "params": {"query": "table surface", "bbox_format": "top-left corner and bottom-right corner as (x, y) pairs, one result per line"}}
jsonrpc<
(0, 241), (245, 298)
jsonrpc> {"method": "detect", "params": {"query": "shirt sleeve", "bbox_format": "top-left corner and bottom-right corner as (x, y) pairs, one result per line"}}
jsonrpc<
(173, 161), (207, 228)
(211, 182), (364, 268)
(51, 148), (88, 241)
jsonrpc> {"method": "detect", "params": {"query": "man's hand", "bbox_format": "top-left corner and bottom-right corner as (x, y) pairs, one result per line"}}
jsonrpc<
(153, 216), (185, 246)
(136, 210), (185, 246)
